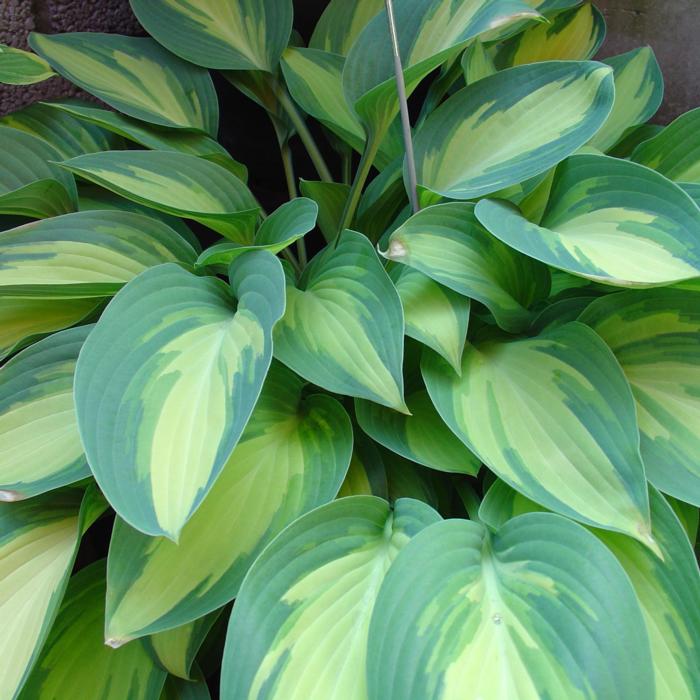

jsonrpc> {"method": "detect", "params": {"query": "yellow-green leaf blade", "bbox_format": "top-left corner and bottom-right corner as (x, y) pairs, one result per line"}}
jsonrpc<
(105, 362), (351, 641)
(221, 496), (440, 700)
(0, 326), (91, 500)
(0, 44), (54, 85)
(475, 154), (700, 286)
(29, 32), (218, 136)
(367, 513), (654, 700)
(74, 255), (285, 539)
(414, 60), (614, 200)
(422, 321), (652, 544)
(274, 230), (407, 411)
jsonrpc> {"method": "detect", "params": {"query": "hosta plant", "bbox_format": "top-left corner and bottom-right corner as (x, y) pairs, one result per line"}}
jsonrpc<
(1, 0), (700, 698)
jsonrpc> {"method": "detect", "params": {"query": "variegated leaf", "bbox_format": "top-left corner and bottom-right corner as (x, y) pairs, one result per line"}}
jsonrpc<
(494, 3), (606, 68)
(413, 60), (613, 200)
(356, 386), (480, 475)
(0, 210), (196, 298)
(390, 266), (469, 373)
(131, 0), (292, 71)
(60, 150), (259, 243)
(343, 0), (540, 141)
(337, 435), (388, 499)
(367, 513), (653, 700)
(74, 255), (285, 539)
(299, 180), (349, 243)
(588, 47), (663, 152)
(19, 561), (166, 700)
(0, 296), (99, 362)
(45, 100), (243, 177)
(461, 39), (496, 84)
(381, 202), (549, 333)
(1, 486), (105, 700)
(221, 496), (441, 700)
(105, 362), (351, 642)
(0, 102), (120, 158)
(309, 0), (383, 55)
(0, 44), (54, 84)
(196, 198), (317, 268)
(274, 230), (407, 412)
(29, 32), (218, 136)
(580, 289), (700, 506)
(145, 611), (220, 680)
(422, 321), (653, 545)
(475, 154), (700, 286)
(632, 107), (700, 182)
(0, 326), (91, 500)
(0, 125), (77, 219)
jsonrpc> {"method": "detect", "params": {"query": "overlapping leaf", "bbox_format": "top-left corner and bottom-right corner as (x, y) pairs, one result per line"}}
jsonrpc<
(61, 150), (259, 243)
(20, 561), (166, 700)
(580, 289), (700, 505)
(0, 326), (91, 500)
(105, 362), (351, 642)
(131, 0), (292, 71)
(0, 210), (196, 298)
(367, 513), (653, 700)
(74, 255), (285, 539)
(309, 0), (383, 55)
(0, 125), (77, 219)
(29, 32), (218, 135)
(221, 497), (440, 700)
(475, 154), (700, 286)
(0, 44), (54, 84)
(413, 60), (613, 200)
(274, 230), (407, 411)
(422, 321), (653, 544)
(381, 203), (549, 333)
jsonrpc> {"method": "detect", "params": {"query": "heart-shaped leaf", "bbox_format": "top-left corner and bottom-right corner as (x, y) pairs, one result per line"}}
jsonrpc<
(61, 150), (259, 243)
(367, 513), (653, 700)
(413, 60), (614, 200)
(74, 254), (285, 539)
(580, 288), (700, 506)
(104, 362), (351, 642)
(274, 229), (407, 411)
(0, 326), (91, 500)
(221, 496), (440, 700)
(29, 33), (218, 136)
(0, 210), (196, 298)
(130, 0), (292, 72)
(422, 321), (653, 544)
(381, 202), (549, 333)
(475, 154), (700, 286)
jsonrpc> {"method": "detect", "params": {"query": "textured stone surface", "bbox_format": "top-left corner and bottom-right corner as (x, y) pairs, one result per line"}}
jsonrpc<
(0, 0), (142, 115)
(595, 0), (700, 123)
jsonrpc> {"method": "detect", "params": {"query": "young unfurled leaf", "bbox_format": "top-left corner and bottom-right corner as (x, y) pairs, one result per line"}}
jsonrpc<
(1, 487), (105, 700)
(74, 255), (285, 540)
(589, 47), (663, 152)
(196, 198), (317, 268)
(0, 125), (77, 219)
(221, 497), (440, 700)
(0, 326), (91, 499)
(29, 33), (218, 136)
(381, 202), (549, 333)
(0, 210), (196, 298)
(19, 561), (166, 700)
(274, 230), (407, 412)
(413, 61), (614, 200)
(367, 513), (653, 700)
(60, 150), (259, 243)
(131, 0), (292, 72)
(422, 322), (653, 545)
(0, 44), (55, 85)
(580, 289), (700, 506)
(104, 362), (351, 642)
(475, 154), (700, 287)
